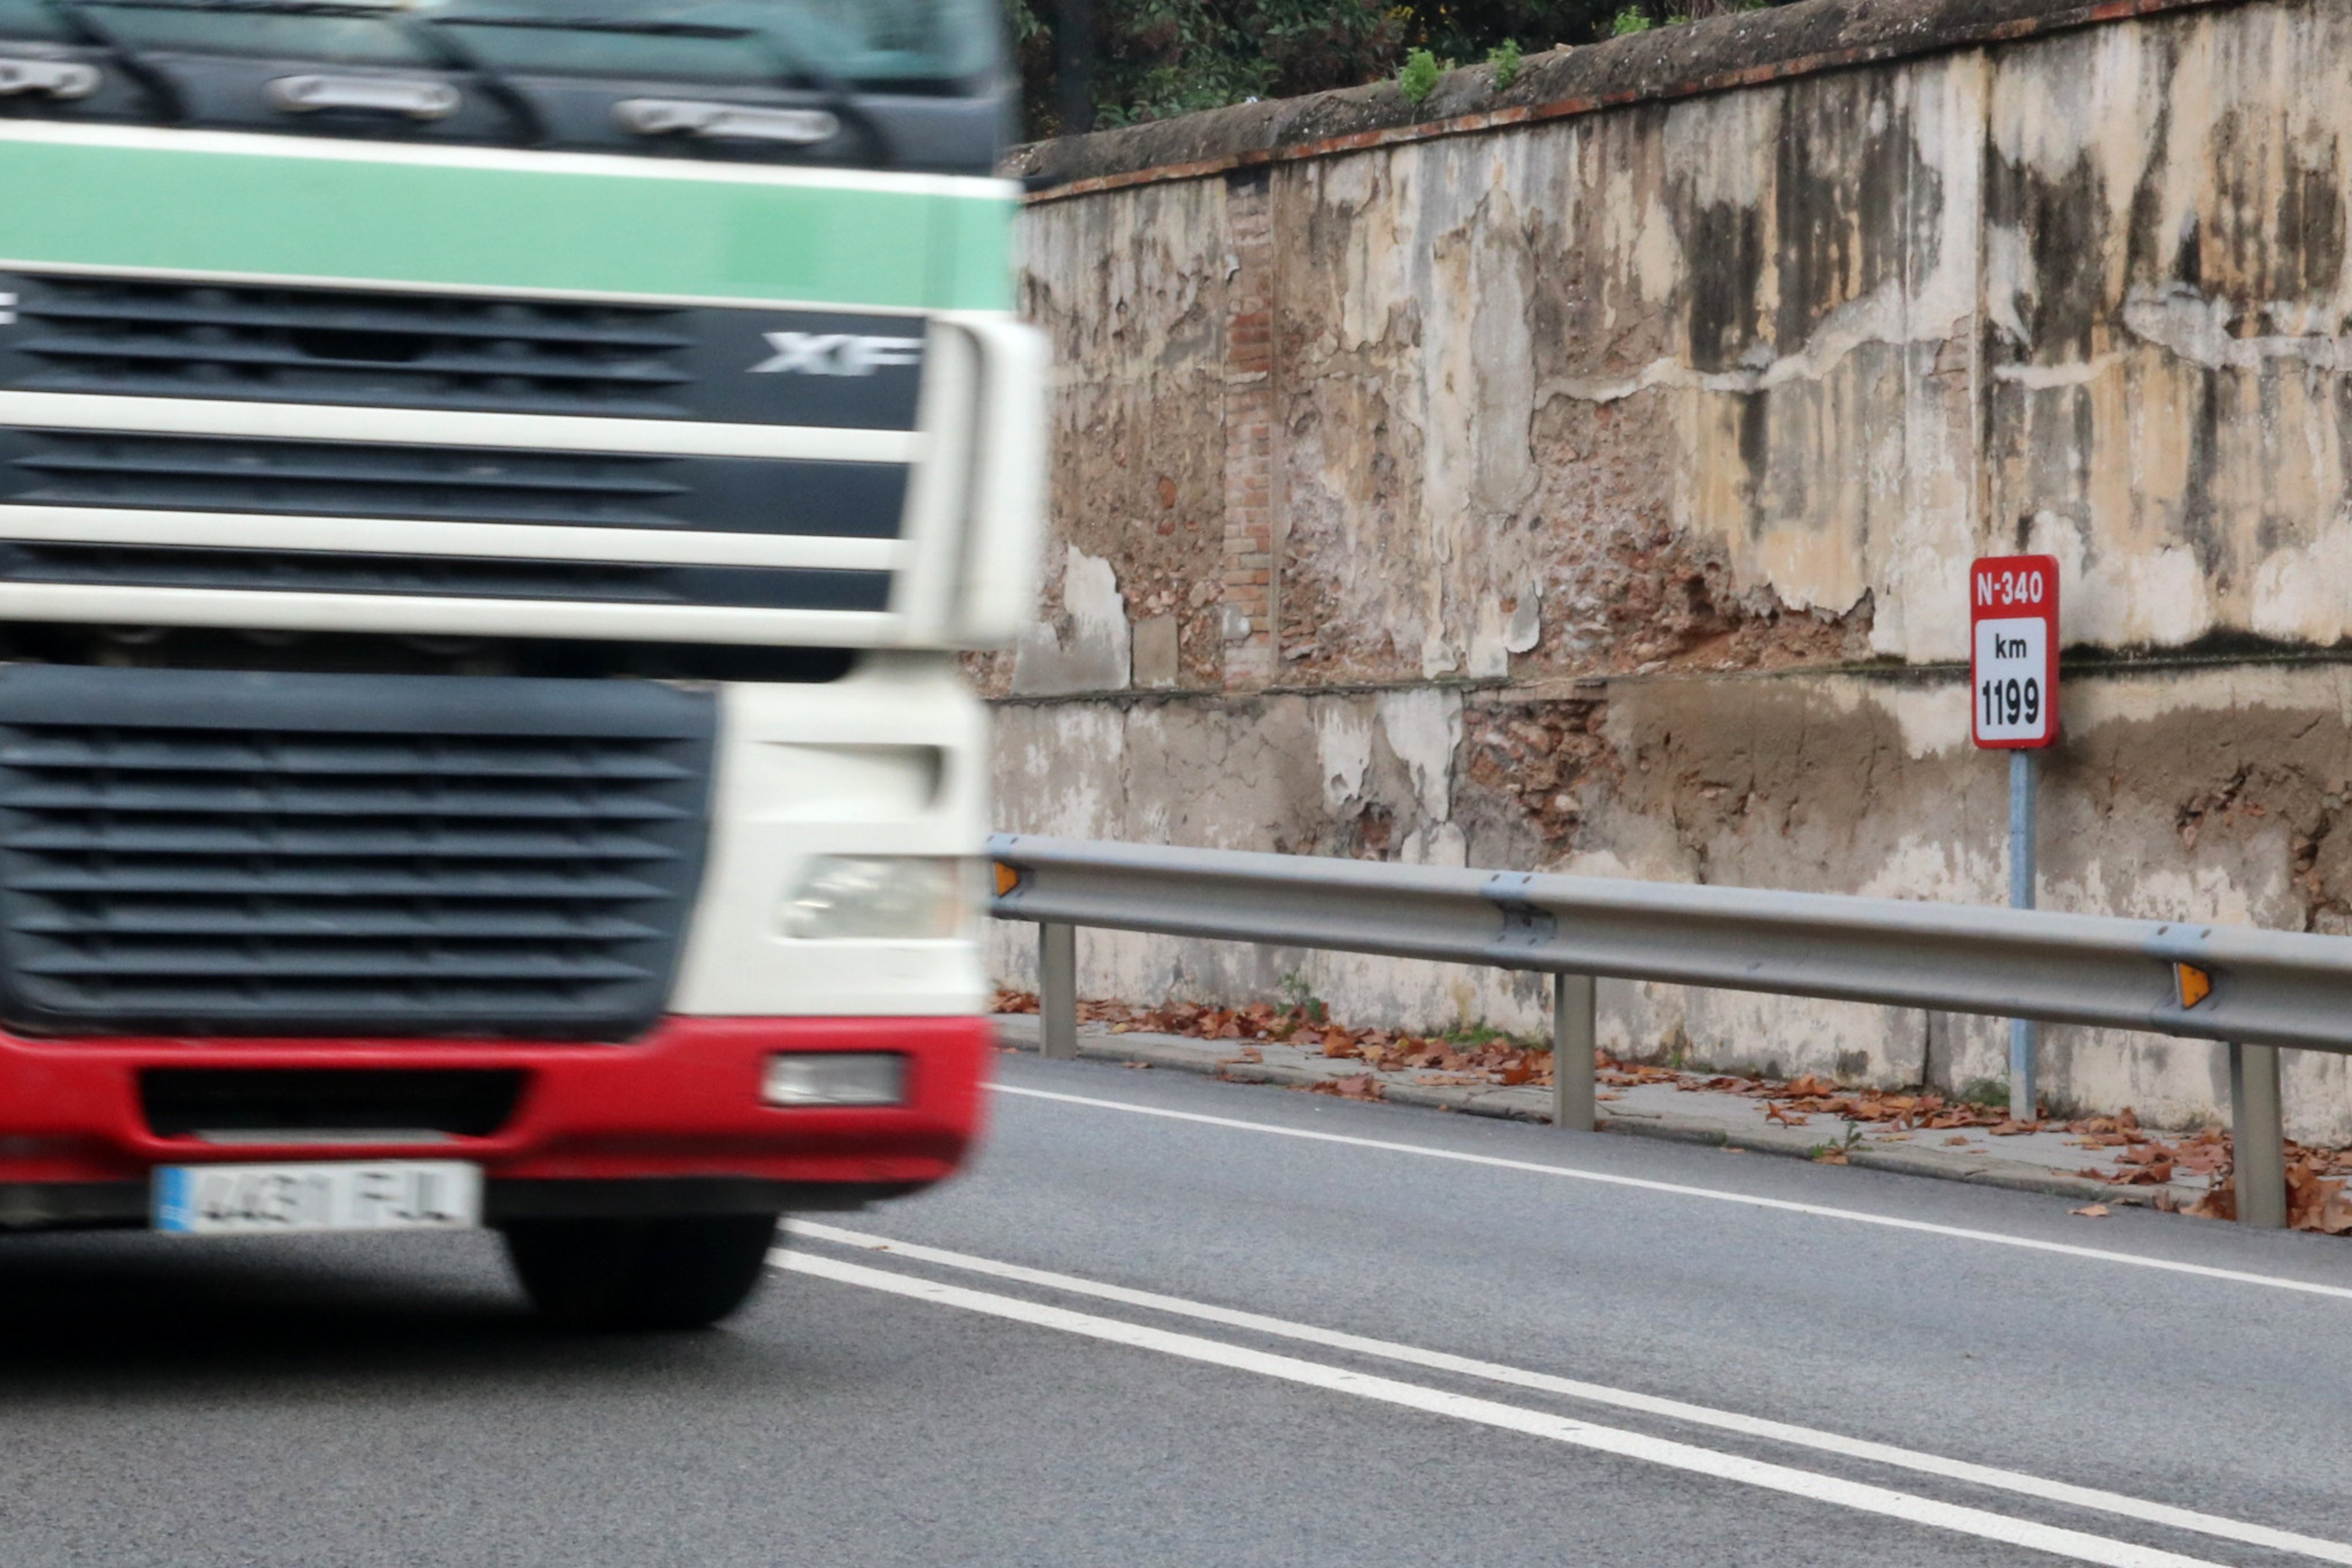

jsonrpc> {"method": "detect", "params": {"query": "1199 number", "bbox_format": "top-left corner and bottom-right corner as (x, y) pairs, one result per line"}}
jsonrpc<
(1980, 676), (2041, 730)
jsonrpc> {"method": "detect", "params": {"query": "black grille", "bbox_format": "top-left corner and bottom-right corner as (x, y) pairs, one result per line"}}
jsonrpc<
(9, 276), (694, 417)
(140, 1068), (527, 1140)
(13, 431), (689, 529)
(0, 541), (895, 612)
(0, 273), (930, 429)
(0, 665), (715, 1037)
(0, 429), (912, 537)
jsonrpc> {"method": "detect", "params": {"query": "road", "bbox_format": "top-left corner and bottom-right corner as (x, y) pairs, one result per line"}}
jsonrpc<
(3, 1053), (2349, 1566)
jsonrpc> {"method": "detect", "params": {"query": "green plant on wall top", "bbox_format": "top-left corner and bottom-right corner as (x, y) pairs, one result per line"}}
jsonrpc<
(1487, 37), (1523, 89)
(1397, 46), (1442, 103)
(1610, 6), (1653, 34)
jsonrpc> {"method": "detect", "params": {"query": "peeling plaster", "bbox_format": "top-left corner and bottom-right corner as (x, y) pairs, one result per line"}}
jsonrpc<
(1542, 276), (1928, 406)
(1313, 704), (1374, 810)
(1504, 587), (1543, 654)
(2121, 285), (2352, 373)
(2251, 511), (2352, 641)
(1376, 686), (1462, 820)
(1012, 546), (1132, 696)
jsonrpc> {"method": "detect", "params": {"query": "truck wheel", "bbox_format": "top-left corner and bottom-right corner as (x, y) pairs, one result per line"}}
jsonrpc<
(503, 1213), (782, 1331)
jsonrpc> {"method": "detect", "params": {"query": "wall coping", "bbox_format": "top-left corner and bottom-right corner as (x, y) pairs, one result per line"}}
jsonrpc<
(1006, 0), (2240, 200)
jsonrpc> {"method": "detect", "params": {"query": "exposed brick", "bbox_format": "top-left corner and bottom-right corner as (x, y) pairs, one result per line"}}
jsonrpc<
(1216, 175), (1281, 693)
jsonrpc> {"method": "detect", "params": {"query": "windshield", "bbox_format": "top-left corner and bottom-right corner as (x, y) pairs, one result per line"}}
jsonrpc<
(69, 0), (1001, 93)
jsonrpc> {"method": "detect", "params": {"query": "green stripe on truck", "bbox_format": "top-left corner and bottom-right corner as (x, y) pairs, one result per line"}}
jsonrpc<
(0, 126), (1015, 311)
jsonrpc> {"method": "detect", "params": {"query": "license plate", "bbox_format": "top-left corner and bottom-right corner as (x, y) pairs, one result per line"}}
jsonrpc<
(153, 1161), (482, 1235)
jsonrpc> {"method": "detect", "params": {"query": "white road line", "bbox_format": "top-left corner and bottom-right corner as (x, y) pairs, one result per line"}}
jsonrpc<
(788, 1221), (2352, 1566)
(778, 1249), (2228, 1568)
(993, 1083), (2352, 1302)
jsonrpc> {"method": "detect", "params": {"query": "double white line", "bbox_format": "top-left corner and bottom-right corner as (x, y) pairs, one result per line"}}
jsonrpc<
(778, 1221), (2352, 1568)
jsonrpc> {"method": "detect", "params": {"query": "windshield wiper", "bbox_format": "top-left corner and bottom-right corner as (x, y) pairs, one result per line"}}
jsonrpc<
(384, 8), (546, 142)
(431, 12), (895, 165)
(40, 0), (186, 117)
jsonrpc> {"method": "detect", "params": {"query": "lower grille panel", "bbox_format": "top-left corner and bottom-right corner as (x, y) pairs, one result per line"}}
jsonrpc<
(0, 665), (715, 1037)
(140, 1068), (528, 1140)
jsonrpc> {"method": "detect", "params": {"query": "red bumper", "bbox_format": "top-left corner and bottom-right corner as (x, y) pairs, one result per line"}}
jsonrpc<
(0, 1016), (992, 1192)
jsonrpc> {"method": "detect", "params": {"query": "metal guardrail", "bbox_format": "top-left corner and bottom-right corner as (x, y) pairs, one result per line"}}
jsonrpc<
(985, 832), (2352, 1229)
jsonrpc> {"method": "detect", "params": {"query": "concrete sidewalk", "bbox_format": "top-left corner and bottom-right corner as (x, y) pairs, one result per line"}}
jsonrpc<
(992, 1014), (2213, 1209)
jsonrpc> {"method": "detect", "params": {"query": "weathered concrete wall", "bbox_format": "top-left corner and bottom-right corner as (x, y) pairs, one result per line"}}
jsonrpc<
(984, 0), (2352, 1140)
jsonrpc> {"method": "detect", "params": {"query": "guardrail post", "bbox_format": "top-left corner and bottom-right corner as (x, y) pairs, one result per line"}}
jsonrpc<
(1553, 972), (1597, 1131)
(2228, 1042), (2286, 1228)
(1039, 921), (1079, 1061)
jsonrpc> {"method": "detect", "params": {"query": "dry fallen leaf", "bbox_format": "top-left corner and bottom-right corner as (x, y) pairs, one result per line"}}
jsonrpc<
(2287, 1166), (2352, 1234)
(2070, 1204), (2111, 1218)
(2188, 1180), (2236, 1222)
(1943, 1135), (1972, 1146)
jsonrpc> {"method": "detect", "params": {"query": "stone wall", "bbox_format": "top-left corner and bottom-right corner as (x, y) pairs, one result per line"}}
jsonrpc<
(982, 0), (2352, 1140)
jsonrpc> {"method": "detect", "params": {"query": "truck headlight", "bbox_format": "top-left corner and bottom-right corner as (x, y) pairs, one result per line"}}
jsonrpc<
(781, 856), (966, 940)
(763, 1052), (907, 1107)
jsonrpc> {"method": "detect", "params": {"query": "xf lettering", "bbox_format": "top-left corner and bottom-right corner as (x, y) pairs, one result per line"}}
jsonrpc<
(750, 331), (923, 377)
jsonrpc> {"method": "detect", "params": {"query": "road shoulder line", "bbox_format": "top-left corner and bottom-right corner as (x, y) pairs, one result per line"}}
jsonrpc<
(989, 1081), (2352, 1301)
(991, 1016), (2188, 1207)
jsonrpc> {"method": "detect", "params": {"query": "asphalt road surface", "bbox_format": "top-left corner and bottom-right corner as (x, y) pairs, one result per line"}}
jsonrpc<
(6, 1053), (2350, 1567)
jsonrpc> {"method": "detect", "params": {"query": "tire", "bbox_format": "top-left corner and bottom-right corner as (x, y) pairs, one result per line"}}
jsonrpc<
(503, 1212), (781, 1331)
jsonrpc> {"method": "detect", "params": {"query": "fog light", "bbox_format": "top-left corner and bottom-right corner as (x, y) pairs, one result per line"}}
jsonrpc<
(782, 856), (966, 940)
(763, 1052), (906, 1107)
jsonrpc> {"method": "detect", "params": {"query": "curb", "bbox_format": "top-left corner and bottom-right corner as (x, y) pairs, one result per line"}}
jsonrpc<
(991, 1016), (2196, 1209)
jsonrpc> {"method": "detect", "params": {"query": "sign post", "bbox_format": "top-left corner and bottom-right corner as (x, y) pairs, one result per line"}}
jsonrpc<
(1970, 554), (2059, 1123)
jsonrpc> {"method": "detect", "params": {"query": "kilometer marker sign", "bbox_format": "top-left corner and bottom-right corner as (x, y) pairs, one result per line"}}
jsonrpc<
(1970, 554), (2058, 748)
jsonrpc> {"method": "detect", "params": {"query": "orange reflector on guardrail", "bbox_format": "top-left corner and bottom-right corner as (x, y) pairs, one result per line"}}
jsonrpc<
(993, 862), (1022, 897)
(2175, 962), (2212, 1009)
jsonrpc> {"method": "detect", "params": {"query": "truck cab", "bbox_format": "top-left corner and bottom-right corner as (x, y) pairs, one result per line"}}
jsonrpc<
(0, 0), (1040, 1328)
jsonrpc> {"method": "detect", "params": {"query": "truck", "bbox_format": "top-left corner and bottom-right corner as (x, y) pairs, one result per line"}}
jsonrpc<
(0, 0), (1040, 1329)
